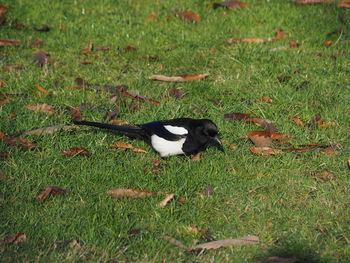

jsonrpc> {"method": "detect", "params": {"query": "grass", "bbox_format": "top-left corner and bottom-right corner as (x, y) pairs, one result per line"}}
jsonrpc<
(1, 0), (350, 262)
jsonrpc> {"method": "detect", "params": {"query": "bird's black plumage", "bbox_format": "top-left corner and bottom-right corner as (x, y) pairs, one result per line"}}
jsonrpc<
(73, 118), (223, 157)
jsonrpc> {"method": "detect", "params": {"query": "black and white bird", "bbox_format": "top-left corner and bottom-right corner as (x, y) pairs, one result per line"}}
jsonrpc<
(73, 118), (224, 157)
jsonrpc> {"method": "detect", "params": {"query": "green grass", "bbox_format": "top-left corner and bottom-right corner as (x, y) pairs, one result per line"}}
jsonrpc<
(1, 0), (350, 262)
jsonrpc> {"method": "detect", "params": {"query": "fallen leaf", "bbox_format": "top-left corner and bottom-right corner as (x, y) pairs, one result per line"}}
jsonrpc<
(3, 65), (25, 71)
(61, 147), (91, 157)
(257, 256), (298, 263)
(294, 0), (331, 4)
(0, 98), (10, 107)
(319, 121), (338, 128)
(2, 136), (40, 151)
(29, 39), (43, 48)
(339, 1), (350, 7)
(289, 41), (299, 48)
(125, 45), (137, 52)
(177, 10), (200, 23)
(34, 24), (50, 32)
(0, 5), (9, 25)
(139, 55), (159, 61)
(35, 85), (48, 95)
(0, 232), (27, 246)
(348, 157), (350, 168)
(103, 109), (120, 122)
(159, 193), (175, 207)
(70, 107), (83, 122)
(37, 185), (69, 202)
(169, 88), (185, 99)
(0, 39), (20, 46)
(80, 60), (91, 65)
(274, 29), (285, 40)
(145, 12), (157, 22)
(325, 40), (332, 47)
(149, 73), (209, 82)
(94, 46), (110, 51)
(250, 147), (284, 156)
(34, 50), (50, 67)
(227, 38), (270, 44)
(75, 77), (128, 94)
(177, 196), (186, 203)
(257, 97), (272, 103)
(123, 91), (160, 106)
(107, 188), (153, 198)
(110, 141), (134, 149)
(314, 170), (335, 182)
(26, 103), (55, 115)
(248, 131), (273, 147)
(213, 0), (248, 9)
(193, 235), (259, 250)
(13, 125), (79, 136)
(81, 40), (93, 55)
(161, 236), (188, 250)
(131, 147), (148, 153)
(291, 117), (305, 127)
(0, 79), (6, 87)
(222, 140), (238, 151)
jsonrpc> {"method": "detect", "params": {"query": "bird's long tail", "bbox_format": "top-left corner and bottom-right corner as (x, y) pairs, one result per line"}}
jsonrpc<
(73, 120), (146, 138)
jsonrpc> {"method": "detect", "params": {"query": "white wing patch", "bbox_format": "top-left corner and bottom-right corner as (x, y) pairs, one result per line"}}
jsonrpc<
(164, 125), (188, 135)
(151, 135), (186, 157)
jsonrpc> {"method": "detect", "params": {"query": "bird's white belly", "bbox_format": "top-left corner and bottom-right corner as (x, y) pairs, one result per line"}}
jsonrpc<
(151, 135), (186, 157)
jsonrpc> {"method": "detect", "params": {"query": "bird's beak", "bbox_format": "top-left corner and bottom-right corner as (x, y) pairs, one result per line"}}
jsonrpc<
(209, 136), (224, 152)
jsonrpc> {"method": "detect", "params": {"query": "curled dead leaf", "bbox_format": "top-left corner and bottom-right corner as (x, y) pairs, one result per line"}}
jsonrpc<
(177, 10), (200, 23)
(191, 153), (201, 161)
(159, 193), (175, 208)
(274, 29), (285, 40)
(70, 107), (83, 122)
(0, 232), (27, 246)
(107, 188), (153, 198)
(35, 85), (48, 95)
(2, 136), (40, 151)
(325, 40), (332, 47)
(0, 39), (20, 46)
(257, 97), (272, 103)
(149, 73), (209, 82)
(81, 40), (93, 55)
(123, 91), (160, 106)
(109, 119), (130, 125)
(110, 141), (134, 149)
(291, 117), (305, 127)
(249, 147), (284, 156)
(145, 12), (157, 22)
(3, 65), (25, 71)
(61, 147), (91, 157)
(314, 170), (335, 182)
(289, 41), (300, 48)
(339, 1), (350, 7)
(26, 103), (55, 115)
(37, 185), (69, 202)
(248, 131), (273, 147)
(193, 235), (259, 250)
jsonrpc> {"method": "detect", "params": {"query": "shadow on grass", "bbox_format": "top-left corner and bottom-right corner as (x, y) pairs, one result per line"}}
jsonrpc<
(255, 239), (326, 263)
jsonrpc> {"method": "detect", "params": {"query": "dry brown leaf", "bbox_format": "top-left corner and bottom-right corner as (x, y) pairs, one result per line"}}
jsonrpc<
(0, 39), (20, 46)
(213, 0), (248, 9)
(37, 185), (69, 202)
(177, 196), (187, 203)
(70, 107), (83, 122)
(257, 97), (272, 103)
(94, 46), (110, 51)
(222, 140), (238, 151)
(193, 235), (259, 250)
(289, 41), (300, 48)
(314, 170), (335, 182)
(80, 60), (91, 65)
(125, 45), (137, 52)
(248, 131), (273, 147)
(29, 39), (43, 48)
(257, 256), (298, 263)
(3, 65), (25, 71)
(145, 12), (157, 22)
(250, 147), (283, 156)
(35, 85), (48, 95)
(159, 193), (175, 208)
(227, 38), (269, 44)
(161, 236), (188, 250)
(169, 88), (185, 99)
(26, 103), (55, 115)
(0, 79), (6, 87)
(149, 73), (209, 82)
(339, 1), (350, 7)
(291, 117), (305, 127)
(110, 141), (134, 149)
(275, 29), (285, 40)
(14, 125), (79, 136)
(319, 121), (338, 128)
(123, 91), (160, 106)
(0, 98), (10, 107)
(131, 147), (148, 153)
(348, 157), (350, 168)
(2, 136), (40, 151)
(0, 5), (8, 25)
(0, 232), (27, 246)
(81, 40), (93, 55)
(294, 0), (331, 4)
(107, 188), (154, 198)
(61, 147), (91, 157)
(325, 40), (332, 47)
(177, 10), (200, 23)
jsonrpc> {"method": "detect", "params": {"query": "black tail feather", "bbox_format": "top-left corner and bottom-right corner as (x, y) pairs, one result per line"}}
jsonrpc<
(73, 120), (146, 138)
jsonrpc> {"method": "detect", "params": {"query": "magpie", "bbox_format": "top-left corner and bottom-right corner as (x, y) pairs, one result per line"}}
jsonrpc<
(73, 118), (224, 157)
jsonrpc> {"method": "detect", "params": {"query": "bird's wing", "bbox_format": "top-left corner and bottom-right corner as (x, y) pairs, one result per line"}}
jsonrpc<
(141, 121), (187, 141)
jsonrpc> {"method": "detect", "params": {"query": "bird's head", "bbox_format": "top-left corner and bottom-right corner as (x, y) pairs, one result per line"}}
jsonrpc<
(195, 119), (224, 152)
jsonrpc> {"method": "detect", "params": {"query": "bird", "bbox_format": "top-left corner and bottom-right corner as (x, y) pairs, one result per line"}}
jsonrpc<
(73, 118), (224, 157)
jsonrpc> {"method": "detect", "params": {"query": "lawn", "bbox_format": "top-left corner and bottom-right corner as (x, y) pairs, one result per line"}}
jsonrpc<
(1, 0), (350, 262)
